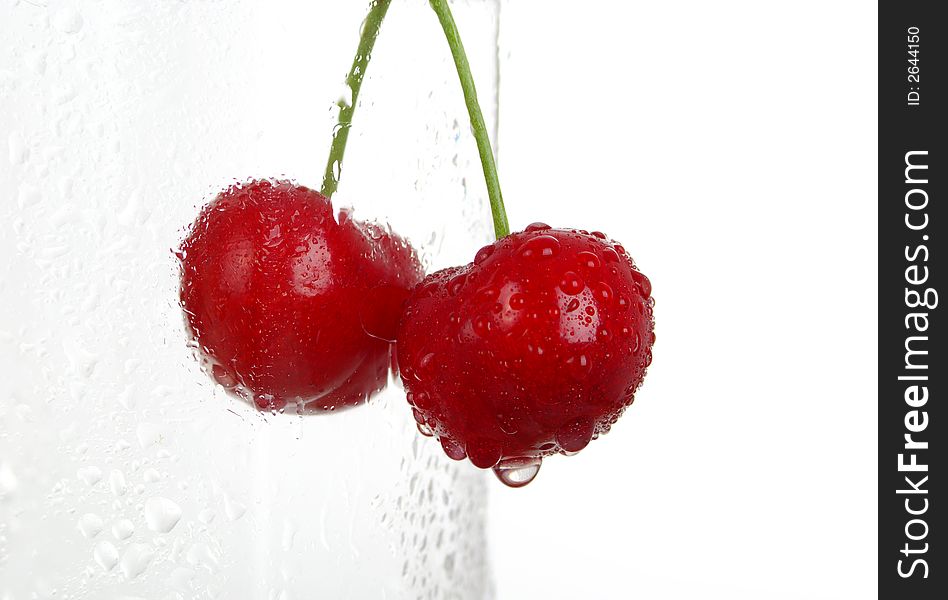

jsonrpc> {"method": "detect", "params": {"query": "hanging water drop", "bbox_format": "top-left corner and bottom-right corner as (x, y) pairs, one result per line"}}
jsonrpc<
(492, 457), (542, 488)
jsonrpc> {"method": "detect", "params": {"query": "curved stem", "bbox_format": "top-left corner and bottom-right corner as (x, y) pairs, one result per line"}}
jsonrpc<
(429, 0), (510, 240)
(321, 0), (392, 199)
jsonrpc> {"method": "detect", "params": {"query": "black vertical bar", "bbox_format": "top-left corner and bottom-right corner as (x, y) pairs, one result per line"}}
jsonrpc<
(879, 0), (943, 597)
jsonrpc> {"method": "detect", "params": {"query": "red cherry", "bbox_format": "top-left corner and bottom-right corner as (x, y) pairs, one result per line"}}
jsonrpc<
(396, 226), (654, 483)
(179, 180), (423, 411)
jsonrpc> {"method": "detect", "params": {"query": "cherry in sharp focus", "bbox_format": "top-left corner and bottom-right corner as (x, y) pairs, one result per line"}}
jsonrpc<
(402, 0), (657, 487)
(396, 224), (654, 484)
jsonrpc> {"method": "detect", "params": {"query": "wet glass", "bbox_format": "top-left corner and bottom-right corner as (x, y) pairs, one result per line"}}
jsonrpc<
(0, 1), (499, 597)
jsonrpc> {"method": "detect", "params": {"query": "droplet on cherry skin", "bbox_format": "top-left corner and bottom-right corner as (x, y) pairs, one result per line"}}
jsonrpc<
(556, 418), (595, 454)
(412, 391), (431, 410)
(448, 273), (468, 296)
(594, 281), (614, 305)
(492, 457), (542, 488)
(466, 439), (502, 469)
(577, 251), (601, 269)
(415, 352), (437, 379)
(518, 235), (560, 259)
(412, 408), (426, 425)
(558, 271), (584, 295)
(630, 269), (652, 298)
(211, 363), (238, 389)
(474, 244), (495, 264)
(564, 353), (592, 380)
(440, 437), (466, 461)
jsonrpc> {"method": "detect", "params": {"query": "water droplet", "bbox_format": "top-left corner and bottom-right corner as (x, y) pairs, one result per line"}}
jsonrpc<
(594, 281), (614, 305)
(591, 231), (607, 239)
(418, 281), (439, 297)
(440, 437), (466, 461)
(417, 422), (433, 437)
(509, 293), (527, 310)
(602, 247), (620, 263)
(584, 305), (596, 316)
(466, 440), (502, 469)
(77, 513), (104, 539)
(415, 352), (436, 378)
(336, 83), (353, 108)
(617, 296), (630, 311)
(518, 235), (560, 259)
(145, 497), (182, 533)
(474, 244), (495, 264)
(559, 271), (584, 295)
(119, 543), (155, 579)
(112, 519), (135, 540)
(142, 468), (161, 483)
(109, 470), (127, 496)
(412, 391), (431, 410)
(614, 244), (627, 255)
(526, 342), (545, 356)
(556, 418), (595, 453)
(448, 274), (467, 295)
(223, 495), (247, 521)
(473, 315), (492, 337)
(631, 269), (652, 298)
(565, 298), (580, 312)
(492, 457), (542, 488)
(211, 363), (237, 389)
(93, 541), (119, 572)
(77, 466), (102, 486)
(577, 251), (601, 269)
(524, 222), (551, 232)
(565, 354), (592, 379)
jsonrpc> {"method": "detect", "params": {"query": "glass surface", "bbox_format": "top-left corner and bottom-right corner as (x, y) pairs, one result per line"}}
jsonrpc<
(0, 1), (498, 597)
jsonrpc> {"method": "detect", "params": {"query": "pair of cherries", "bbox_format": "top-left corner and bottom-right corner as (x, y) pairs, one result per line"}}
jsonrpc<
(179, 179), (654, 485)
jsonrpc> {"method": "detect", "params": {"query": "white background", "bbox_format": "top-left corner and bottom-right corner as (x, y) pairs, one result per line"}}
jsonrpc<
(490, 1), (877, 599)
(0, 0), (878, 598)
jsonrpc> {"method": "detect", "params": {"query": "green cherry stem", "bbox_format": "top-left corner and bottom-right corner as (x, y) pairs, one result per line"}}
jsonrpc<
(321, 0), (392, 199)
(429, 0), (510, 240)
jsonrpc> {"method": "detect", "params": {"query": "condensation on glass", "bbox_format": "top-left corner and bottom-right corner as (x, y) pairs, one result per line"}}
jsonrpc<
(0, 1), (499, 598)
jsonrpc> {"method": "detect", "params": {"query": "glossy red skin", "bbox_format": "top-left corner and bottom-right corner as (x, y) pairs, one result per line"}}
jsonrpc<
(179, 180), (423, 411)
(396, 224), (654, 468)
